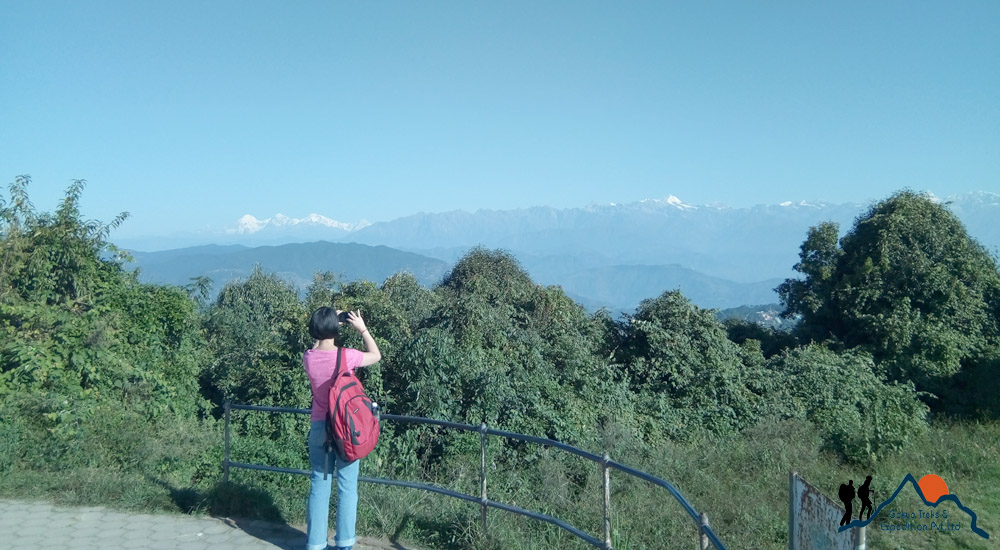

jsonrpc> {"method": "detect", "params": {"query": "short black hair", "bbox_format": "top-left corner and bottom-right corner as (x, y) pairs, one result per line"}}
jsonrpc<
(309, 307), (340, 340)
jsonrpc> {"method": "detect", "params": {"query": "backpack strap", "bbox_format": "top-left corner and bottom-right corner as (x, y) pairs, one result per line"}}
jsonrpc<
(334, 346), (343, 379)
(323, 347), (344, 480)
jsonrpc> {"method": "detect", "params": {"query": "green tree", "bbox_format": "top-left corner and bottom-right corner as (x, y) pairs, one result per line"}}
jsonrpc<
(1, 177), (129, 308)
(0, 175), (35, 303)
(1, 177), (207, 431)
(390, 248), (630, 454)
(775, 221), (840, 338)
(302, 271), (340, 314)
(203, 265), (308, 407)
(618, 290), (769, 442)
(200, 266), (311, 477)
(380, 271), (438, 332)
(184, 275), (214, 308)
(778, 191), (1000, 404)
(723, 318), (798, 359)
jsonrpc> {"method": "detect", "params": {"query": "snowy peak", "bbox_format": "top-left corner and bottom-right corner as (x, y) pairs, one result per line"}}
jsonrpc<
(777, 200), (827, 209)
(950, 191), (1000, 206)
(637, 195), (698, 210)
(228, 213), (371, 235)
(236, 214), (267, 233)
(666, 195), (694, 209)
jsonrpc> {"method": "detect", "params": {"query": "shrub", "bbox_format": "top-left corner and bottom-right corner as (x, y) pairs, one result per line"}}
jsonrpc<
(764, 344), (928, 464)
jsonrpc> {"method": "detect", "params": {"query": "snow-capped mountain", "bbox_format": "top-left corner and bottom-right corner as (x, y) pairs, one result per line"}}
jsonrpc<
(185, 213), (375, 248)
(120, 191), (999, 312)
(228, 213), (371, 234)
(343, 196), (868, 282)
(136, 191), (997, 284)
(633, 195), (699, 210)
(344, 192), (997, 283)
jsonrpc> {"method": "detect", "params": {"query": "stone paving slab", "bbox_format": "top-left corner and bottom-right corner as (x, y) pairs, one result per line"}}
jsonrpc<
(0, 499), (422, 550)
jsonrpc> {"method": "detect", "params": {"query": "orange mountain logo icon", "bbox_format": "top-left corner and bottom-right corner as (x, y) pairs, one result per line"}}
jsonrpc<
(836, 473), (989, 540)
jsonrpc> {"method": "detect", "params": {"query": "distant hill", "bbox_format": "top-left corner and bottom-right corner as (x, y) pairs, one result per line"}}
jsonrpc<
(127, 241), (450, 296)
(537, 264), (782, 311)
(348, 199), (865, 282)
(126, 241), (785, 313)
(346, 193), (1000, 283)
(119, 192), (1000, 312)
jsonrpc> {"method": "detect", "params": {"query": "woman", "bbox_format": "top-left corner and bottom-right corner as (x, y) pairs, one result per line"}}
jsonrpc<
(303, 306), (382, 550)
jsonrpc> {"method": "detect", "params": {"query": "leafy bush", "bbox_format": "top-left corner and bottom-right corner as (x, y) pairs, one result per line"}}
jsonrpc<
(203, 266), (309, 408)
(1, 177), (209, 422)
(618, 290), (771, 443)
(764, 344), (928, 464)
(406, 249), (629, 449)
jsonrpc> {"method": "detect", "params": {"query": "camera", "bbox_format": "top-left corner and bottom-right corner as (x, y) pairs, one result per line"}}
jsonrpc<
(338, 311), (350, 323)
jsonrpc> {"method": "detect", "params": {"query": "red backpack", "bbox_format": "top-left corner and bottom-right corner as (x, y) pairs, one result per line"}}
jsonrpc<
(324, 348), (380, 475)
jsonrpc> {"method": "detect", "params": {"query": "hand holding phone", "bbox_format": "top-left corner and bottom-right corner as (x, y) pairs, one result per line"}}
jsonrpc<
(346, 310), (367, 333)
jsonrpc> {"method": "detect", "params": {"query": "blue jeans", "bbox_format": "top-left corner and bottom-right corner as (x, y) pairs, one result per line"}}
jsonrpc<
(307, 420), (359, 550)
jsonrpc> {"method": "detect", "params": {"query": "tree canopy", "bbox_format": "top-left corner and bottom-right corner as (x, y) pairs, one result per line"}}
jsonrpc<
(1, 176), (208, 432)
(779, 190), (1000, 407)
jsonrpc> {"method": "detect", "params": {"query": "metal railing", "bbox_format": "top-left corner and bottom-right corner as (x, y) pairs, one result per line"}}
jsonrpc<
(223, 401), (727, 550)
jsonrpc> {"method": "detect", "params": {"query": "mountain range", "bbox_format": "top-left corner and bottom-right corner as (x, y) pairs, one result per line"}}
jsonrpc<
(123, 192), (1000, 313)
(128, 242), (449, 292)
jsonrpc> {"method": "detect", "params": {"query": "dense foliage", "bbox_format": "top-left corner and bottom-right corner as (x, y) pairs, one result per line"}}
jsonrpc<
(618, 290), (770, 442)
(3, 177), (999, 549)
(1, 177), (209, 425)
(778, 190), (1000, 414)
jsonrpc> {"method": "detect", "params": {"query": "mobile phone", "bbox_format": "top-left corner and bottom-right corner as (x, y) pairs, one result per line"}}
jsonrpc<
(338, 311), (350, 323)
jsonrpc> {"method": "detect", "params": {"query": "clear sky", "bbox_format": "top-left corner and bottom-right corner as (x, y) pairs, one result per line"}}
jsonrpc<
(2, 1), (997, 239)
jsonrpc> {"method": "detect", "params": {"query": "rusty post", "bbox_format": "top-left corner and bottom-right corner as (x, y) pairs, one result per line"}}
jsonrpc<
(700, 512), (710, 550)
(223, 400), (231, 483)
(602, 452), (612, 549)
(480, 422), (488, 533)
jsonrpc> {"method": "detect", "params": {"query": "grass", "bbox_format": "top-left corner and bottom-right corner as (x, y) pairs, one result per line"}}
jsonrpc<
(1, 404), (997, 550)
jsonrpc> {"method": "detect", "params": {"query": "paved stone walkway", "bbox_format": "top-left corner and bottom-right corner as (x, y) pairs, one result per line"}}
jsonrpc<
(0, 499), (420, 550)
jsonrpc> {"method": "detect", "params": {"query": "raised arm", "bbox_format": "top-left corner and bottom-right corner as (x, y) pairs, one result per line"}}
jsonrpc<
(347, 310), (381, 367)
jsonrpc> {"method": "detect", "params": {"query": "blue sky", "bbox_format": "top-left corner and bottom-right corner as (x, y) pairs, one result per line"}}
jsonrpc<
(2, 1), (997, 239)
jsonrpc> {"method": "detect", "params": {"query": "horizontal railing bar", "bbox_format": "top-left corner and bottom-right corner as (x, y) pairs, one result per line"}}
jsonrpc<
(359, 476), (481, 505)
(361, 477), (603, 548)
(227, 410), (606, 473)
(485, 427), (605, 462)
(225, 403), (725, 549)
(608, 460), (699, 522)
(386, 414), (608, 463)
(487, 499), (604, 548)
(380, 414), (481, 432)
(225, 460), (605, 548)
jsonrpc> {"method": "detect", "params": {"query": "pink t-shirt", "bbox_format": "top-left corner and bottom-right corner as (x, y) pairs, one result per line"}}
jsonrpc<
(304, 347), (364, 421)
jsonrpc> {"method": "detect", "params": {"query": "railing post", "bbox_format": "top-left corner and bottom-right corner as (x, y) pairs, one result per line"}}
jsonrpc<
(700, 512), (710, 550)
(603, 452), (612, 550)
(223, 400), (231, 483)
(480, 422), (488, 534)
